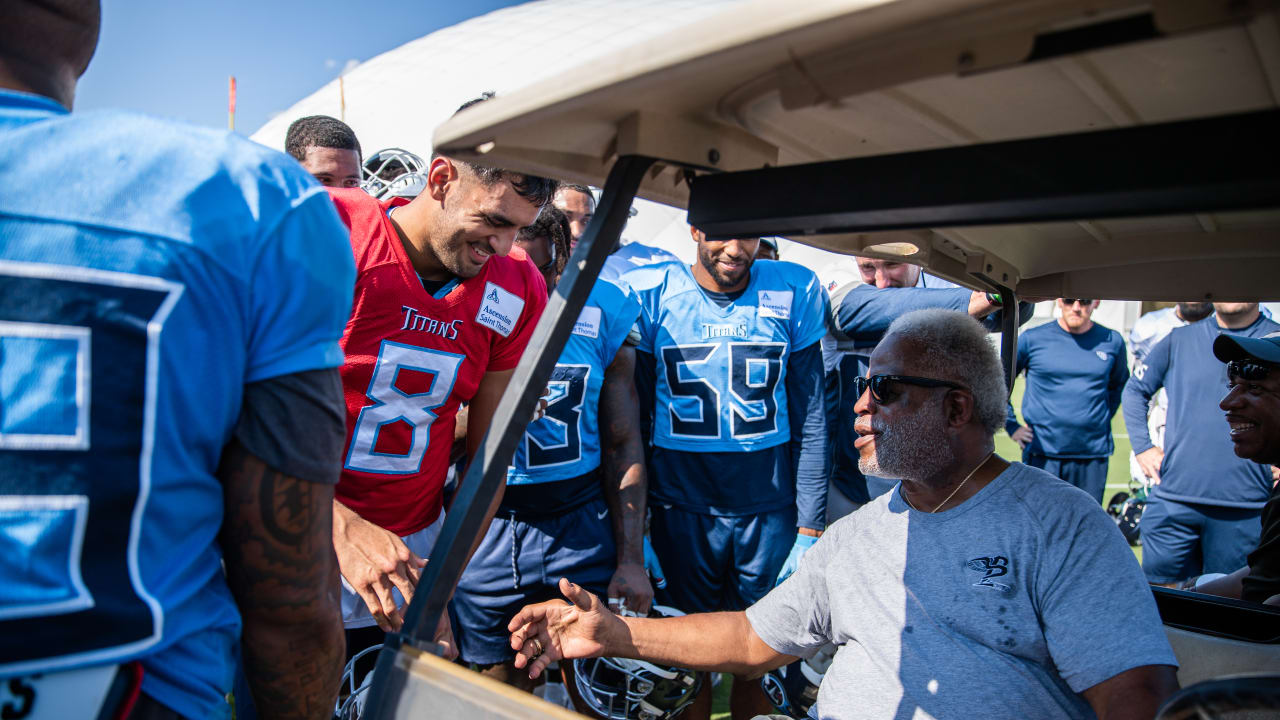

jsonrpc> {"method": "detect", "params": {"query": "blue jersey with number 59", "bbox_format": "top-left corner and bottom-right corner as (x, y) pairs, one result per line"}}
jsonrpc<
(629, 259), (827, 453)
(0, 90), (354, 719)
(508, 278), (641, 484)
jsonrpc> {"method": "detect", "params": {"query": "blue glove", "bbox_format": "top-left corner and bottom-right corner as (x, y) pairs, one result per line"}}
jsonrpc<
(775, 533), (819, 586)
(643, 535), (667, 589)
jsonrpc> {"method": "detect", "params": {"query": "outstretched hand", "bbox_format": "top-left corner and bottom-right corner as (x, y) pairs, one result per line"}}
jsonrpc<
(508, 578), (624, 678)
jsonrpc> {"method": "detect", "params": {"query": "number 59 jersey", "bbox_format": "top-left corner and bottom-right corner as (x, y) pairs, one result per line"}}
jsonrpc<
(508, 277), (641, 485)
(329, 190), (547, 536)
(627, 259), (828, 453)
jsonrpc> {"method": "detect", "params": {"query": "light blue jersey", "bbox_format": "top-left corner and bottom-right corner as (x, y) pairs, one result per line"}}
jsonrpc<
(0, 90), (355, 719)
(509, 278), (641, 485)
(629, 259), (828, 453)
(600, 241), (682, 284)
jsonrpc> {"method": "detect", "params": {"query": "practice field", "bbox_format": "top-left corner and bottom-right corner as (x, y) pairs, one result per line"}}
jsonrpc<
(709, 377), (1141, 718)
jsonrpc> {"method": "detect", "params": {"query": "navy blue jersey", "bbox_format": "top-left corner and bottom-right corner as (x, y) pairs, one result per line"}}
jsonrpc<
(1122, 314), (1280, 508)
(1005, 322), (1129, 458)
(629, 260), (829, 529)
(504, 278), (641, 512)
(0, 90), (354, 718)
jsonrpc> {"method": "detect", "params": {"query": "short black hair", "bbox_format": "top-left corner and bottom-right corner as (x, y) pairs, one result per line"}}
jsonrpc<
(558, 184), (596, 207)
(431, 93), (558, 207)
(285, 115), (361, 162)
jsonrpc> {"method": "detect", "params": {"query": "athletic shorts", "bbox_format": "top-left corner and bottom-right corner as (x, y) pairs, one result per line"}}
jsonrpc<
(649, 503), (795, 614)
(340, 513), (444, 629)
(452, 497), (616, 665)
(1141, 496), (1262, 584)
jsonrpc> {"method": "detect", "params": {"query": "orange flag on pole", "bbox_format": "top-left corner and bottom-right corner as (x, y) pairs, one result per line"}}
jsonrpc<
(228, 76), (237, 131)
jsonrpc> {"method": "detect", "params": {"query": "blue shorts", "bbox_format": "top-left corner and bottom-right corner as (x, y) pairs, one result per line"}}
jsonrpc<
(1024, 453), (1108, 505)
(1141, 495), (1262, 583)
(649, 504), (795, 614)
(452, 497), (616, 665)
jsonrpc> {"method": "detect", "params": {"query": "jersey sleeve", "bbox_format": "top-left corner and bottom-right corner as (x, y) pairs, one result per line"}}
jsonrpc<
(786, 343), (829, 530)
(245, 188), (356, 383)
(623, 266), (666, 355)
(487, 260), (549, 371)
(599, 280), (643, 366)
(832, 285), (970, 344)
(1031, 488), (1178, 691)
(789, 268), (830, 351)
(1123, 330), (1172, 454)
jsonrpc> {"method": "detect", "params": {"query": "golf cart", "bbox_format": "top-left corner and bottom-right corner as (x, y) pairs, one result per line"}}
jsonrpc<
(360, 0), (1280, 716)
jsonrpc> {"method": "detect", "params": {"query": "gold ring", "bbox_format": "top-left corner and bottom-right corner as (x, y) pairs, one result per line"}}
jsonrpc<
(530, 637), (543, 657)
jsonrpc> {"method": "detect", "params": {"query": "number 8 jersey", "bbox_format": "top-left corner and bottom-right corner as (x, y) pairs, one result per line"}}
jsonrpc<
(628, 259), (828, 453)
(328, 189), (546, 536)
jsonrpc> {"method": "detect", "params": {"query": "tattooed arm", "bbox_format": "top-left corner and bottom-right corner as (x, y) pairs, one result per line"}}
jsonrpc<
(219, 439), (345, 720)
(600, 345), (654, 613)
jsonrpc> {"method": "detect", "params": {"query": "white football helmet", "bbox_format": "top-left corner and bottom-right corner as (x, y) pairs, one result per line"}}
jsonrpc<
(573, 605), (702, 720)
(360, 148), (428, 200)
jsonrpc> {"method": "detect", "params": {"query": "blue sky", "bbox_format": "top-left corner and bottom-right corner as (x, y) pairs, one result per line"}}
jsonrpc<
(77, 0), (526, 134)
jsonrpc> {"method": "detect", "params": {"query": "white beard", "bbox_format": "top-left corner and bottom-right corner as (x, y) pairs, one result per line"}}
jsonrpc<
(858, 397), (953, 481)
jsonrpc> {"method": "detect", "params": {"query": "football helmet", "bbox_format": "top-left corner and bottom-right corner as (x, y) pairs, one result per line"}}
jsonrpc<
(573, 605), (702, 720)
(360, 147), (428, 200)
(760, 643), (833, 719)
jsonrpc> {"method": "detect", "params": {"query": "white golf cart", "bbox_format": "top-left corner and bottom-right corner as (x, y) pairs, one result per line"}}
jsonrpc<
(359, 1), (1280, 717)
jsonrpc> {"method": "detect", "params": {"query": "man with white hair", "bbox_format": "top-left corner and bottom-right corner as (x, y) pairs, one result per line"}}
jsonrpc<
(508, 309), (1179, 720)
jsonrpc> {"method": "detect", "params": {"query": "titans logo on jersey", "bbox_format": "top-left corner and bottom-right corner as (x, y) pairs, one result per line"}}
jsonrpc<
(627, 259), (827, 453)
(509, 278), (641, 484)
(328, 189), (547, 536)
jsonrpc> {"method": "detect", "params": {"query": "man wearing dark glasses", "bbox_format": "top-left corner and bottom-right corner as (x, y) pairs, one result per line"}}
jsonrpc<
(822, 259), (1034, 522)
(1175, 333), (1280, 604)
(508, 309), (1179, 720)
(1004, 298), (1129, 503)
(1123, 303), (1280, 585)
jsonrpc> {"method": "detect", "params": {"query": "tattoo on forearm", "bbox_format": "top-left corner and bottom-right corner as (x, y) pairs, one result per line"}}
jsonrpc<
(219, 440), (344, 720)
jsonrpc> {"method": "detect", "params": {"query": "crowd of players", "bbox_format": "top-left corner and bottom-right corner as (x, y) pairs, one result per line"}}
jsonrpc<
(2, 4), (1279, 720)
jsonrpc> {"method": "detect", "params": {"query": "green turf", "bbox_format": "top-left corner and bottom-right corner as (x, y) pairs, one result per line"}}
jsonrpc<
(709, 377), (1142, 718)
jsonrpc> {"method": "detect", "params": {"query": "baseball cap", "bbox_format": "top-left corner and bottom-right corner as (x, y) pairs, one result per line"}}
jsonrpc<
(1212, 331), (1280, 365)
(759, 237), (779, 252)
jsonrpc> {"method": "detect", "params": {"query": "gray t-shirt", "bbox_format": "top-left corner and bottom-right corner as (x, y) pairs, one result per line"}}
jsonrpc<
(746, 463), (1176, 720)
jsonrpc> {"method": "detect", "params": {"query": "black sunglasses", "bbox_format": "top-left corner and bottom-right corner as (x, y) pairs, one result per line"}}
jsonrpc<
(1228, 360), (1272, 383)
(1061, 298), (1094, 306)
(853, 374), (967, 405)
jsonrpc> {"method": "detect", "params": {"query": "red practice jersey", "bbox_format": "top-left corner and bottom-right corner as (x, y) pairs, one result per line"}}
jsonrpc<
(328, 188), (547, 535)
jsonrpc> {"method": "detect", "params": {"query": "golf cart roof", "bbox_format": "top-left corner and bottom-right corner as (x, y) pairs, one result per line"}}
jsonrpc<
(434, 0), (1280, 301)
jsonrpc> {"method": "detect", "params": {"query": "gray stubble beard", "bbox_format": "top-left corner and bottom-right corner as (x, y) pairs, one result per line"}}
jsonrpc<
(857, 397), (954, 483)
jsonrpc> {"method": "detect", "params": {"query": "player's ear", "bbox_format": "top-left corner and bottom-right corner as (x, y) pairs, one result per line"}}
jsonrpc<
(689, 226), (704, 243)
(426, 157), (459, 203)
(944, 387), (975, 428)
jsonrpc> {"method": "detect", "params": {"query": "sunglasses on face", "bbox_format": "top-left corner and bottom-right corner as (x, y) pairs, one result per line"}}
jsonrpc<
(1228, 360), (1272, 383)
(853, 374), (967, 405)
(1061, 298), (1094, 306)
